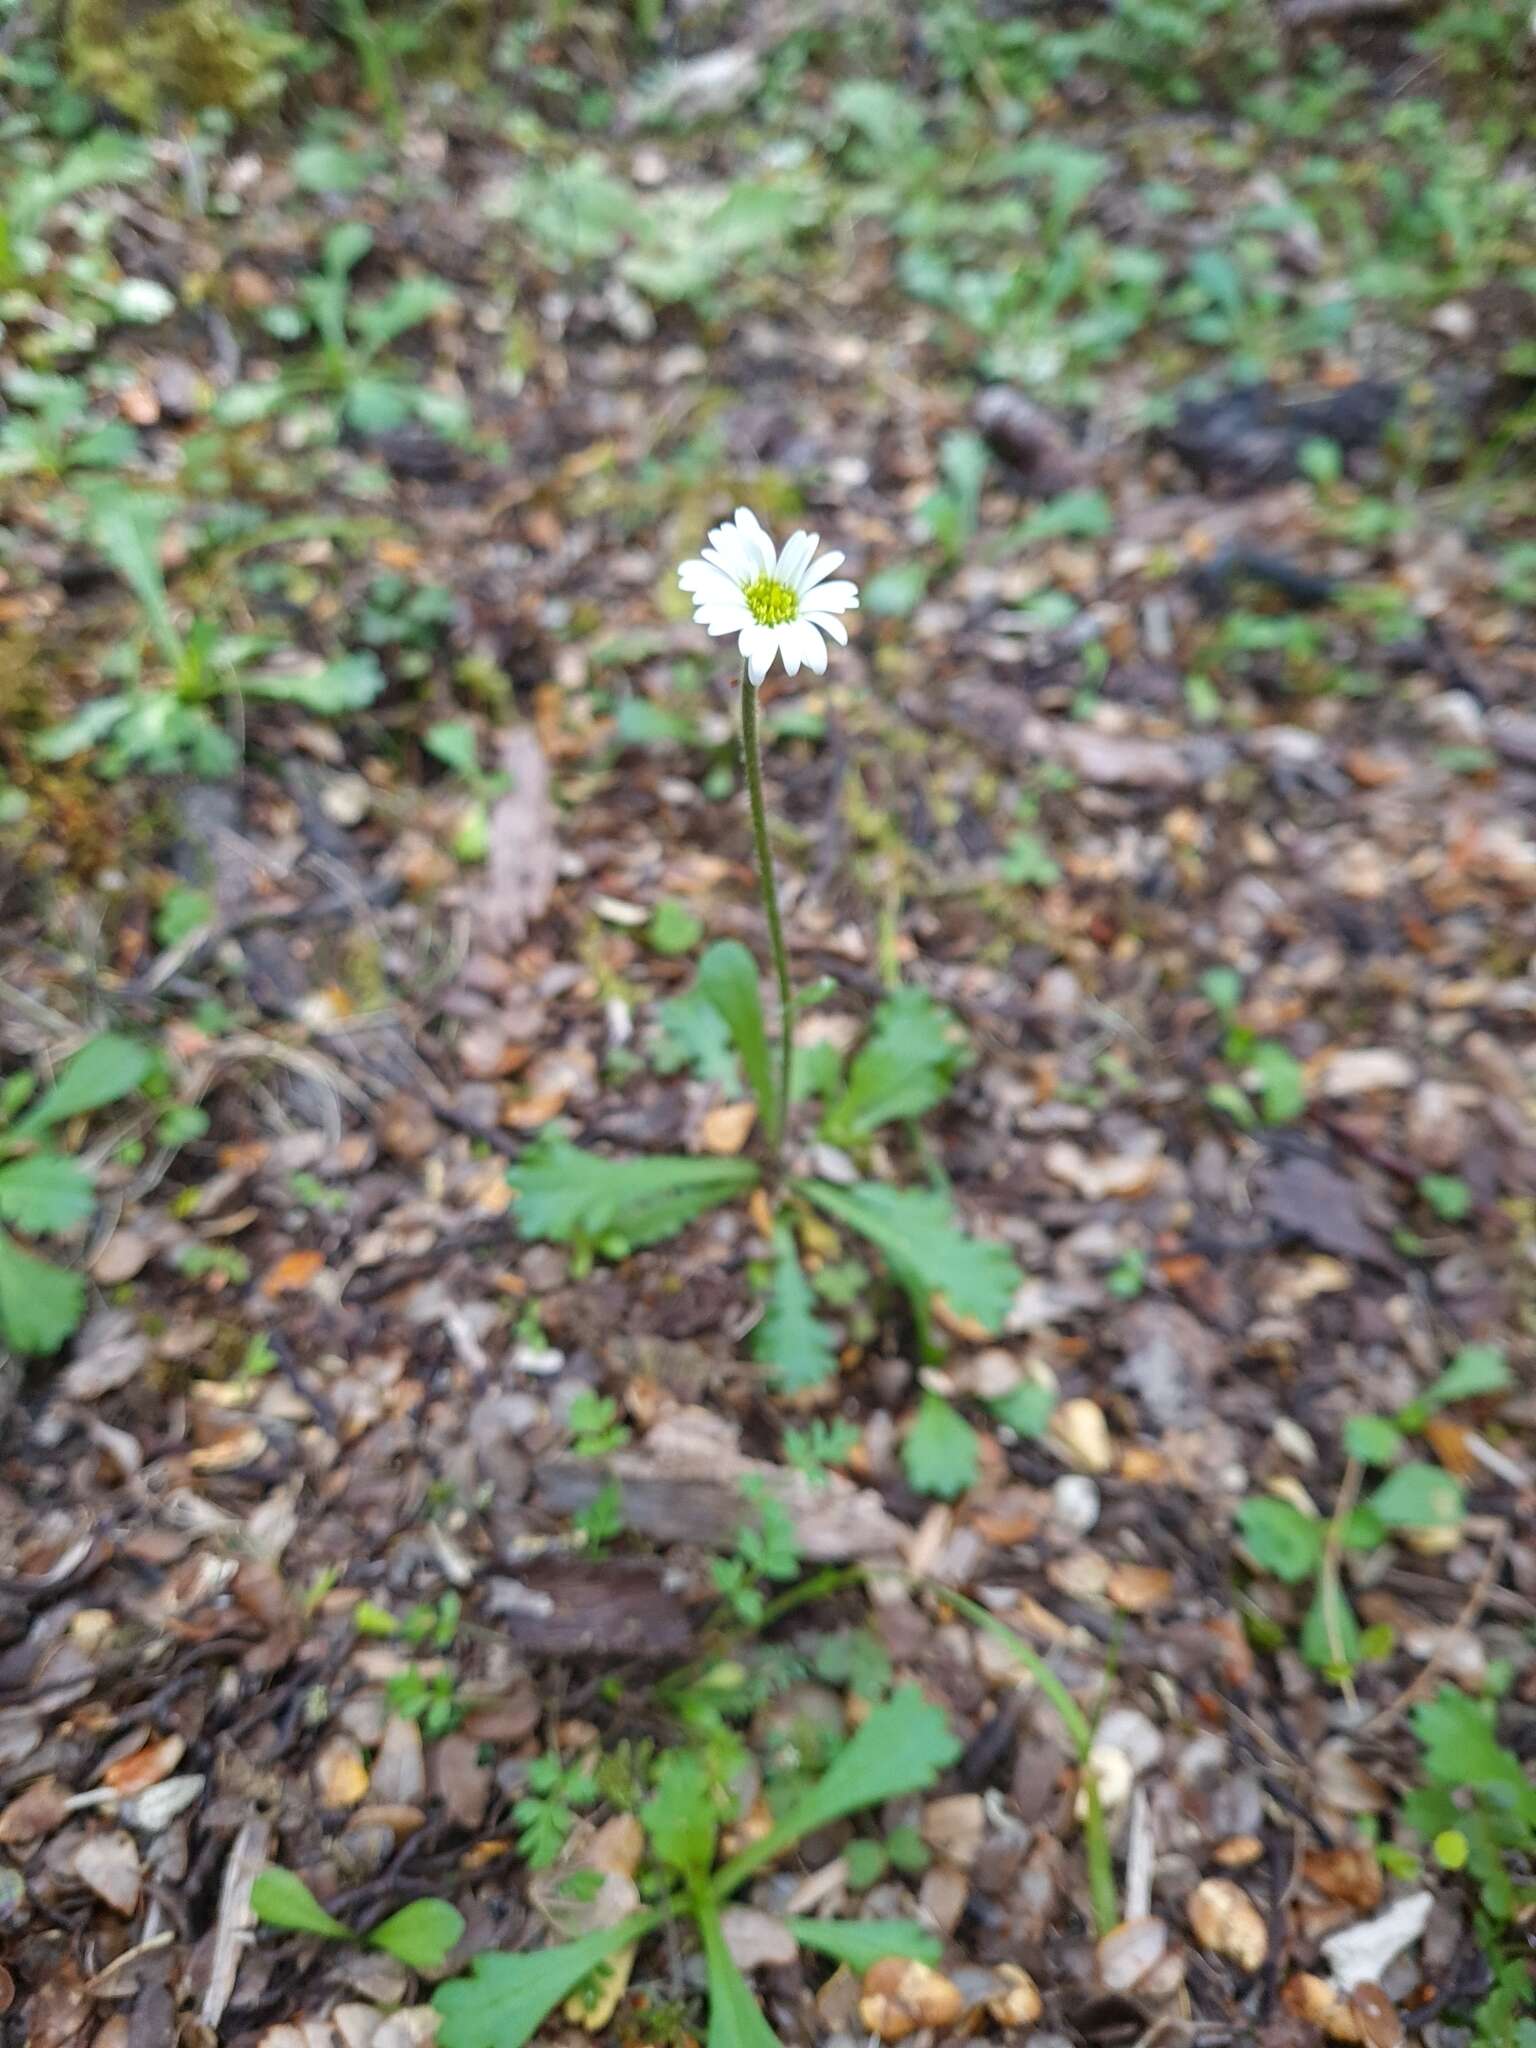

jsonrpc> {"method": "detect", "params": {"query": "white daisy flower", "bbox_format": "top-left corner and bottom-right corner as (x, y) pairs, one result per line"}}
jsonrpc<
(677, 507), (859, 686)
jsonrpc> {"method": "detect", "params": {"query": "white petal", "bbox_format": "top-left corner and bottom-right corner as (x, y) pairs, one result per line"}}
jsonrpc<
(740, 623), (777, 684)
(701, 539), (752, 584)
(733, 507), (777, 576)
(681, 561), (744, 602)
(801, 578), (858, 613)
(793, 620), (828, 673)
(800, 549), (846, 590)
(776, 529), (818, 589)
(694, 602), (752, 631)
(802, 609), (848, 645)
(778, 622), (804, 676)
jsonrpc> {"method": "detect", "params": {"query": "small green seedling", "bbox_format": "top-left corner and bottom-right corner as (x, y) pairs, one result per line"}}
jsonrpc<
(515, 1751), (601, 1869)
(1237, 1410), (1475, 1681)
(511, 961), (1016, 1388)
(782, 1417), (860, 1486)
(710, 1486), (803, 1627)
(1200, 968), (1308, 1127)
(435, 1687), (960, 2048)
(385, 1666), (467, 1739)
(567, 1390), (631, 1458)
(0, 370), (137, 478)
(252, 1865), (463, 1972)
(35, 489), (384, 776)
(0, 1033), (155, 1356)
(219, 223), (464, 440)
(1402, 1686), (1536, 2044)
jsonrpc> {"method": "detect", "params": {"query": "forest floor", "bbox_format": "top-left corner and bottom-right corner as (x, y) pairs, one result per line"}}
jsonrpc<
(2, 5), (1535, 2047)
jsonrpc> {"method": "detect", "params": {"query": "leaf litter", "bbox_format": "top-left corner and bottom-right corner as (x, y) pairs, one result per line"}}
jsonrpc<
(1, 5), (1534, 2046)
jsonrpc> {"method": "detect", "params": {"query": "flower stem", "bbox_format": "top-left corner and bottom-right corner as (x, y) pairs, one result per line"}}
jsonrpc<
(738, 661), (793, 1156)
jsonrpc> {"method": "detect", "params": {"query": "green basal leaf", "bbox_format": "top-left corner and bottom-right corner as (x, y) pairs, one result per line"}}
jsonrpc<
(434, 1914), (659, 2048)
(508, 1134), (756, 1256)
(647, 900), (704, 956)
(787, 1918), (942, 1972)
(699, 1899), (782, 2048)
(1235, 1497), (1324, 1584)
(1341, 1415), (1403, 1469)
(0, 1154), (95, 1235)
(84, 488), (180, 668)
(0, 1228), (86, 1355)
(1418, 1173), (1471, 1222)
(901, 1391), (980, 1501)
(989, 1382), (1055, 1438)
(751, 1222), (839, 1392)
(369, 1897), (466, 1971)
(696, 942), (775, 1131)
(250, 1866), (350, 1939)
(762, 1687), (959, 1849)
(1423, 1344), (1511, 1411)
(345, 377), (414, 434)
(799, 1179), (1019, 1353)
(354, 277), (456, 355)
(655, 988), (741, 1092)
(1368, 1461), (1464, 1531)
(243, 652), (386, 714)
(14, 1034), (154, 1139)
(1250, 1041), (1307, 1124)
(820, 989), (967, 1145)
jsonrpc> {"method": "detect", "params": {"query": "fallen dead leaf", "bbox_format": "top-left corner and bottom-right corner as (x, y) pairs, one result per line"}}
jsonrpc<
(700, 1099), (757, 1155)
(1106, 1563), (1177, 1613)
(1304, 1846), (1383, 1911)
(262, 1249), (325, 1297)
(0, 1775), (68, 1845)
(101, 1734), (185, 1796)
(73, 1829), (142, 1915)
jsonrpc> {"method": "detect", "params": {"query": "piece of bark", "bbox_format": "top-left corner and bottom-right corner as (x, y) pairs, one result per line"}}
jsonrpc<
(484, 1557), (695, 1660)
(533, 1406), (907, 1561)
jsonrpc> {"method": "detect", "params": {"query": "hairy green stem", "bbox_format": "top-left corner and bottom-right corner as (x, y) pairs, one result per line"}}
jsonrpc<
(738, 662), (793, 1156)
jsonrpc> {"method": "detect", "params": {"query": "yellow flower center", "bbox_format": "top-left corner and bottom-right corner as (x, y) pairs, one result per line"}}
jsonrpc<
(741, 574), (797, 627)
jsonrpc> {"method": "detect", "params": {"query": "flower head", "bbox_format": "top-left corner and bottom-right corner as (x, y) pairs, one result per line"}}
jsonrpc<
(678, 508), (859, 686)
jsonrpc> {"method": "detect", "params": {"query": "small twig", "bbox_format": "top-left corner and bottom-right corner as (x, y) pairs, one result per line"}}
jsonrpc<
(1321, 1456), (1363, 1711)
(1358, 1520), (1510, 1739)
(83, 1930), (175, 1994)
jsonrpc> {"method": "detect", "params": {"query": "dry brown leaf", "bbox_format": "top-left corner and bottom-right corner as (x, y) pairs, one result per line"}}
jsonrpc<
(101, 1734), (185, 1796)
(1106, 1563), (1176, 1613)
(261, 1250), (325, 1297)
(73, 1830), (142, 1915)
(700, 1100), (757, 1155)
(1304, 1846), (1384, 1911)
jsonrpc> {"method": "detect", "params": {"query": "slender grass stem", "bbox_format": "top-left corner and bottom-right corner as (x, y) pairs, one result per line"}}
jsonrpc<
(738, 662), (793, 1157)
